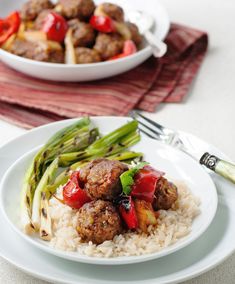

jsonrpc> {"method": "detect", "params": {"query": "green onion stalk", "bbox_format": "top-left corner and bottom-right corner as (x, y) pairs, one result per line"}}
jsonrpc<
(20, 117), (98, 233)
(58, 122), (140, 167)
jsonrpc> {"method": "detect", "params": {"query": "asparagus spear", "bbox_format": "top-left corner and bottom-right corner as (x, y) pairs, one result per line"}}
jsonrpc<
(32, 158), (59, 231)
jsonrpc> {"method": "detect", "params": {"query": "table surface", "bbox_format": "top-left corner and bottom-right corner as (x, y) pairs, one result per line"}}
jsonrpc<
(0, 0), (235, 283)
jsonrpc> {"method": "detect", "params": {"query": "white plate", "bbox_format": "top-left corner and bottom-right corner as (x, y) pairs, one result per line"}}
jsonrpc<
(0, 117), (217, 265)
(0, 0), (170, 82)
(0, 117), (234, 283)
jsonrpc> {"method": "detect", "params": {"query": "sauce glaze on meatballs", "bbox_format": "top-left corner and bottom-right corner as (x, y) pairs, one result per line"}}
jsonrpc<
(153, 177), (178, 210)
(94, 33), (124, 60)
(59, 0), (96, 19)
(79, 158), (128, 201)
(76, 200), (123, 244)
(68, 19), (96, 47)
(21, 0), (54, 21)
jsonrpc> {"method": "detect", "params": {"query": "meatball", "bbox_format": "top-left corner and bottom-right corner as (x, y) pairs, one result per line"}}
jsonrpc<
(34, 9), (53, 30)
(21, 0), (54, 21)
(75, 47), (101, 63)
(153, 178), (178, 210)
(100, 3), (124, 22)
(94, 33), (124, 60)
(68, 19), (96, 47)
(79, 159), (128, 200)
(59, 0), (95, 19)
(11, 39), (64, 63)
(126, 22), (142, 46)
(76, 200), (122, 244)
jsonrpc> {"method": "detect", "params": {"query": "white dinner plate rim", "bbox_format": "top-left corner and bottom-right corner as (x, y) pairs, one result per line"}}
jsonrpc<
(0, 128), (218, 265)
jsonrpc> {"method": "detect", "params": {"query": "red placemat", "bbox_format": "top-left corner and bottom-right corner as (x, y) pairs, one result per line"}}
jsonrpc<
(0, 23), (208, 129)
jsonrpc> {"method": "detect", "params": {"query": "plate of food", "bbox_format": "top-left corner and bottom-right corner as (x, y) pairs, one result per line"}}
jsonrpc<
(0, 0), (170, 81)
(0, 117), (217, 265)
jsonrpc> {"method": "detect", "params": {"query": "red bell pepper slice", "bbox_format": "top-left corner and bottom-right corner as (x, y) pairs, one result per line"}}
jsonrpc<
(42, 12), (68, 43)
(131, 166), (164, 203)
(118, 196), (138, 230)
(109, 40), (137, 60)
(63, 171), (91, 209)
(90, 15), (116, 33)
(0, 11), (20, 46)
(123, 40), (137, 55)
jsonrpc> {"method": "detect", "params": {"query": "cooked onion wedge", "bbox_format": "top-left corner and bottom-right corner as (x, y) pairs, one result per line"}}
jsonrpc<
(94, 5), (107, 17)
(17, 22), (26, 39)
(114, 22), (132, 40)
(1, 34), (16, 51)
(54, 4), (63, 13)
(23, 31), (47, 42)
(65, 28), (76, 64)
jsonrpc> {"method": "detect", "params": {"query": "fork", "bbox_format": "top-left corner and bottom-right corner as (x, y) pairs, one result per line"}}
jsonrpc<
(130, 111), (235, 184)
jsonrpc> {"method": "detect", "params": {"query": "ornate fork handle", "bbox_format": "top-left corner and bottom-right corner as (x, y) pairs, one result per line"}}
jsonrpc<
(200, 153), (235, 184)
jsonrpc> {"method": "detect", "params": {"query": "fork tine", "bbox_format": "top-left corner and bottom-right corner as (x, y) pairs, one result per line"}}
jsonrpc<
(138, 126), (159, 140)
(130, 111), (165, 134)
(137, 119), (163, 137)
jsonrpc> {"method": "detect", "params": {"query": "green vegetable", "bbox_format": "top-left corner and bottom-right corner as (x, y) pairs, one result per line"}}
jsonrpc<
(58, 121), (140, 167)
(21, 118), (142, 239)
(120, 162), (149, 195)
(32, 158), (59, 231)
(20, 117), (98, 233)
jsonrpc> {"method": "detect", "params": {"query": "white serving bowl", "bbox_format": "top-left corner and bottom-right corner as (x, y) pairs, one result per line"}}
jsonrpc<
(0, 0), (170, 82)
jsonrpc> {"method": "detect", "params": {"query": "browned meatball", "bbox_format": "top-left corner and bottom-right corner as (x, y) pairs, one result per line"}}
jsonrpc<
(100, 3), (124, 22)
(126, 22), (143, 46)
(59, 0), (95, 19)
(11, 39), (64, 63)
(21, 0), (54, 21)
(75, 47), (101, 63)
(94, 33), (124, 60)
(79, 159), (128, 200)
(68, 19), (96, 47)
(77, 200), (122, 244)
(153, 178), (178, 210)
(34, 9), (53, 30)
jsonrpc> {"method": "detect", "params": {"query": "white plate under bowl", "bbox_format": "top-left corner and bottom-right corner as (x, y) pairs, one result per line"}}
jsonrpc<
(0, 0), (170, 82)
(0, 117), (217, 265)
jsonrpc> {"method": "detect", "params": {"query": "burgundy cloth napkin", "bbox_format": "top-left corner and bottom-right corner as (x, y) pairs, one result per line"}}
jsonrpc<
(0, 23), (208, 129)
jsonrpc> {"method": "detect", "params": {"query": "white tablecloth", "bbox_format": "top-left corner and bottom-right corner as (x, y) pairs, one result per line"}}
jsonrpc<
(0, 0), (235, 282)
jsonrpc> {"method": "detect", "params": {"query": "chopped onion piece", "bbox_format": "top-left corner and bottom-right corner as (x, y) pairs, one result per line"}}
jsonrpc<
(65, 28), (76, 64)
(1, 33), (16, 51)
(23, 31), (47, 42)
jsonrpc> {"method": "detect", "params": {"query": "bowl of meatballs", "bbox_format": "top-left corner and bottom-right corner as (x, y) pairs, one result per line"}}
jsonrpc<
(0, 0), (170, 81)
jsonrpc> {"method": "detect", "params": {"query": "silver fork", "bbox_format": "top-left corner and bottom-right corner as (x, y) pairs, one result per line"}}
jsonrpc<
(130, 111), (235, 184)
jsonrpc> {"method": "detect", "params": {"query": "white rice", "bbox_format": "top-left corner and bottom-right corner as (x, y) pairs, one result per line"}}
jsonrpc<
(49, 181), (200, 257)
